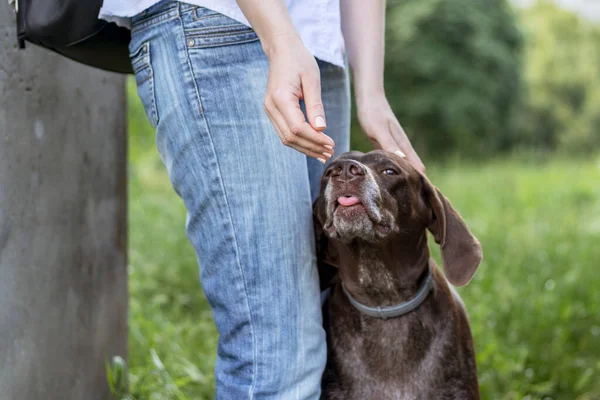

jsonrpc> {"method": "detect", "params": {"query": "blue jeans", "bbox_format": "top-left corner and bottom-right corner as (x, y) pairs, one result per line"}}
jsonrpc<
(129, 2), (350, 399)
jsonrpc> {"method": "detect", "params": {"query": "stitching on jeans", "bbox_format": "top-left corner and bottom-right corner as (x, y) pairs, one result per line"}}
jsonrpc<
(144, 43), (158, 126)
(184, 24), (254, 36)
(185, 32), (257, 43)
(131, 9), (177, 34)
(129, 44), (149, 75)
(193, 10), (221, 21)
(185, 31), (257, 40)
(130, 41), (158, 126)
(176, 10), (258, 400)
(187, 37), (260, 50)
(186, 30), (256, 39)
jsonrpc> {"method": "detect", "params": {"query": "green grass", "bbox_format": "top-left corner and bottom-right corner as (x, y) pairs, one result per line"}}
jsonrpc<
(118, 80), (600, 399)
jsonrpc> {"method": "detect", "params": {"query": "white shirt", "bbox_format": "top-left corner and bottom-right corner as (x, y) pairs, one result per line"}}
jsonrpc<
(99, 0), (345, 67)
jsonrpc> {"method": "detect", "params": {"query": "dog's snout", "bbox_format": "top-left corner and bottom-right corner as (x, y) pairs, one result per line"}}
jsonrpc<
(330, 160), (365, 181)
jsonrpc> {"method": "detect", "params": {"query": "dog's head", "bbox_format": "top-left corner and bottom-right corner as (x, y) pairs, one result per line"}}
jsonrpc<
(314, 150), (482, 286)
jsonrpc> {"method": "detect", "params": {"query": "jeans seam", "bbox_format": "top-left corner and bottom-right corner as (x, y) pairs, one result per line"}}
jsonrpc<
(176, 11), (258, 400)
(130, 41), (159, 126)
(187, 37), (260, 50)
(184, 24), (254, 35)
(131, 9), (178, 34)
(192, 10), (221, 21)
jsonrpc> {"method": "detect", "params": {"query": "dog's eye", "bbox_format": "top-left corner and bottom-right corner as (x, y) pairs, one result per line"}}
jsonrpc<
(382, 169), (397, 176)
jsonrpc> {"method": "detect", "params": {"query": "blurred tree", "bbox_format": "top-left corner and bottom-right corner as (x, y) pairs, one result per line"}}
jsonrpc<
(351, 0), (523, 157)
(518, 1), (600, 154)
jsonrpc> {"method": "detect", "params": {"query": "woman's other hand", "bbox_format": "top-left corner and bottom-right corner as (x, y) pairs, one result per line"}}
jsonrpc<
(356, 92), (424, 172)
(341, 0), (425, 173)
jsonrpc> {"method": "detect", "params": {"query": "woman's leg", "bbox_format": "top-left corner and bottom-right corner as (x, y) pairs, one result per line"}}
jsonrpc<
(306, 60), (351, 202)
(130, 3), (325, 399)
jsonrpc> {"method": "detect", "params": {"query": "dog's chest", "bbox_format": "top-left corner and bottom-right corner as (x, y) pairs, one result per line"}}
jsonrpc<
(333, 331), (446, 397)
(325, 297), (453, 400)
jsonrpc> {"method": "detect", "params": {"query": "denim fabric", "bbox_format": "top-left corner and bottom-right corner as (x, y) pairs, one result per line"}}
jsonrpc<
(129, 2), (350, 399)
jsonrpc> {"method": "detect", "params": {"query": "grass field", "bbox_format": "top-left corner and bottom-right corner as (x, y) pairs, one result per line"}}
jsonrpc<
(117, 81), (600, 399)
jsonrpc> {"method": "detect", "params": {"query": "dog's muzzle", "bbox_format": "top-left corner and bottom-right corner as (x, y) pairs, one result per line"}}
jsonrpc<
(322, 159), (395, 242)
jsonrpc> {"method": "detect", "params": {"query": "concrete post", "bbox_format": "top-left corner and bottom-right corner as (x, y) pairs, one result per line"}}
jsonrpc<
(0, 4), (128, 400)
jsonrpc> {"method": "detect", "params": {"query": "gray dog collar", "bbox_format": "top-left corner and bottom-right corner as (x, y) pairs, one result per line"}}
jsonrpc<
(341, 271), (434, 320)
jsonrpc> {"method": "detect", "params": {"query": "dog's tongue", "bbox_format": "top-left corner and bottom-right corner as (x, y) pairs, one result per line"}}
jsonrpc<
(338, 196), (361, 207)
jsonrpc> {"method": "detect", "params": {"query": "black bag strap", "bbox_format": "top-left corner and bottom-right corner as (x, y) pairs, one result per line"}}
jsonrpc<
(14, 0), (133, 74)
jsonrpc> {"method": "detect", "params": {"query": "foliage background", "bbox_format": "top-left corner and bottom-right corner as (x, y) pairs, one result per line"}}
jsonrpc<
(353, 0), (600, 157)
(517, 1), (600, 153)
(364, 0), (523, 156)
(114, 1), (600, 399)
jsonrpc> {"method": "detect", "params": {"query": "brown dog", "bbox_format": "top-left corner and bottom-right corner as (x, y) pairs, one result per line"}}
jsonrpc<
(314, 150), (483, 400)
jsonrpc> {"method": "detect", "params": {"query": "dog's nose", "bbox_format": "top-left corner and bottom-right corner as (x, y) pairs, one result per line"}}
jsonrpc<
(330, 160), (365, 181)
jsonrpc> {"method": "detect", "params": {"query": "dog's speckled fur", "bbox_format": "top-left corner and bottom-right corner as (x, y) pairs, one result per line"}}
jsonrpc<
(314, 150), (482, 400)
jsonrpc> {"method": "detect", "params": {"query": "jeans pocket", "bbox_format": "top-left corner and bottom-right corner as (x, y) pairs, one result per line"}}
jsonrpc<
(130, 41), (159, 127)
(184, 9), (259, 49)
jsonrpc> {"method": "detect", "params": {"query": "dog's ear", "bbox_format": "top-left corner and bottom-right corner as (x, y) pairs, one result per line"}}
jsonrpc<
(313, 198), (339, 291)
(421, 174), (482, 286)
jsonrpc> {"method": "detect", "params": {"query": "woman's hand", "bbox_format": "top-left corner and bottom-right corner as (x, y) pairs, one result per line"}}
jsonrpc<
(356, 93), (425, 172)
(234, 0), (335, 162)
(341, 0), (425, 172)
(262, 34), (335, 163)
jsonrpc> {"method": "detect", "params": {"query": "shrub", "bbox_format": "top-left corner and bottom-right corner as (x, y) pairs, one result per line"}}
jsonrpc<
(518, 1), (600, 154)
(352, 0), (524, 157)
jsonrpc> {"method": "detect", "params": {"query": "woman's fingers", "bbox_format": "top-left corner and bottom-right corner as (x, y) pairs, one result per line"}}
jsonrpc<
(260, 36), (334, 159)
(364, 121), (398, 151)
(365, 119), (425, 173)
(265, 89), (335, 159)
(357, 96), (425, 173)
(389, 120), (425, 173)
(302, 73), (327, 131)
(286, 135), (334, 163)
(265, 103), (334, 162)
